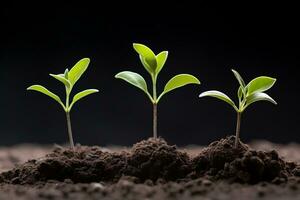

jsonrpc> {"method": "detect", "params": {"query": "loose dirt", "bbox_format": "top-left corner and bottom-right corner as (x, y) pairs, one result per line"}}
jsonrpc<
(0, 136), (300, 200)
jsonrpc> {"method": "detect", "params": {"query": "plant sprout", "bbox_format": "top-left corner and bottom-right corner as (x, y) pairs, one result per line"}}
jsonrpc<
(115, 43), (200, 138)
(27, 58), (99, 150)
(199, 69), (277, 148)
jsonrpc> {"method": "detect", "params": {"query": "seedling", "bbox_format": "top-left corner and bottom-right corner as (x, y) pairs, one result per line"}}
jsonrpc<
(115, 43), (200, 138)
(27, 58), (99, 150)
(199, 69), (277, 148)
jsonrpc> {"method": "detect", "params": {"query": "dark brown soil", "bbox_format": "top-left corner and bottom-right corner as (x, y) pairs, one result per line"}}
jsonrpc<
(0, 177), (300, 200)
(0, 136), (300, 200)
(192, 136), (295, 184)
(0, 146), (128, 184)
(125, 137), (191, 182)
(0, 138), (192, 184)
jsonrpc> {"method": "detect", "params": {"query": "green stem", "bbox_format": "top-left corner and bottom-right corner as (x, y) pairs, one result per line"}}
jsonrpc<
(153, 103), (157, 139)
(66, 112), (75, 151)
(234, 112), (242, 148)
(65, 89), (75, 150)
(152, 76), (158, 138)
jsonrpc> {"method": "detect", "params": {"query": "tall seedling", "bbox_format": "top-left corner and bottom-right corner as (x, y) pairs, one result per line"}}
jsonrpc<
(116, 43), (200, 138)
(27, 58), (99, 150)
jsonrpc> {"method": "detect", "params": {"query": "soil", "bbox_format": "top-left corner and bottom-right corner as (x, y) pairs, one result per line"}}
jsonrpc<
(0, 136), (300, 199)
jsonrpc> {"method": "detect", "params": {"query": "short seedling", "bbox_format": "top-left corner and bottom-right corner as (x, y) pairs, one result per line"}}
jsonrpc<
(27, 58), (99, 150)
(115, 43), (200, 138)
(199, 69), (277, 148)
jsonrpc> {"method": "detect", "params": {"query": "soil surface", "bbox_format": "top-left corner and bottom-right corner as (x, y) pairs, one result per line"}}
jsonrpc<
(0, 136), (300, 200)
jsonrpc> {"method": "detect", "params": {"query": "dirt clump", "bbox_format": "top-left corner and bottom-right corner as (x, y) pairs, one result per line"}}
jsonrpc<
(193, 136), (294, 183)
(125, 137), (192, 182)
(0, 136), (298, 185)
(0, 146), (128, 184)
(0, 138), (191, 184)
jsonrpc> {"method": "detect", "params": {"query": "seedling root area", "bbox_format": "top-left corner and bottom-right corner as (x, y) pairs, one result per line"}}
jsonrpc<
(1, 136), (300, 200)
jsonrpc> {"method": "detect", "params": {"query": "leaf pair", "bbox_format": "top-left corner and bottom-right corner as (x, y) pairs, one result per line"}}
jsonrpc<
(199, 69), (277, 113)
(27, 58), (99, 112)
(115, 43), (200, 103)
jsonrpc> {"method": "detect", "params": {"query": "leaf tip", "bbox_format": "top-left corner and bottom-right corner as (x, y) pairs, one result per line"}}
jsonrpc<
(81, 57), (90, 62)
(132, 43), (141, 49)
(198, 92), (205, 98)
(114, 72), (121, 79)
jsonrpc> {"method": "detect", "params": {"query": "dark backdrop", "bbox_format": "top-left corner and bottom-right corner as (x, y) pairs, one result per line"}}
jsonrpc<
(1, 3), (299, 146)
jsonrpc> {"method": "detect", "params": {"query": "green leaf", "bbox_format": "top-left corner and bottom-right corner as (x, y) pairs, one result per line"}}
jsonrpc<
(133, 43), (157, 72)
(27, 85), (65, 109)
(199, 90), (238, 111)
(157, 74), (200, 102)
(69, 89), (99, 111)
(139, 55), (153, 75)
(155, 51), (168, 75)
(247, 76), (276, 95)
(50, 74), (71, 88)
(238, 86), (243, 102)
(231, 69), (246, 88)
(64, 68), (69, 79)
(68, 58), (90, 85)
(115, 71), (153, 101)
(243, 92), (277, 111)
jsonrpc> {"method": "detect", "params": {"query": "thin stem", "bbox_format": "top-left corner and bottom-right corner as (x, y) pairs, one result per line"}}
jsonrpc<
(152, 75), (158, 139)
(66, 112), (75, 151)
(234, 112), (242, 148)
(152, 76), (157, 100)
(65, 88), (74, 151)
(153, 103), (157, 139)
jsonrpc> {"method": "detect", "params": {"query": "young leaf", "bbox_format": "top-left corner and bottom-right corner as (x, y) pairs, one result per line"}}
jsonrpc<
(50, 74), (71, 88)
(157, 74), (200, 102)
(133, 43), (157, 72)
(232, 69), (246, 88)
(247, 76), (276, 95)
(68, 58), (90, 85)
(238, 86), (243, 102)
(199, 90), (238, 111)
(155, 51), (168, 75)
(244, 92), (277, 110)
(69, 89), (99, 111)
(27, 85), (65, 109)
(64, 69), (69, 79)
(115, 71), (152, 101)
(139, 55), (153, 75)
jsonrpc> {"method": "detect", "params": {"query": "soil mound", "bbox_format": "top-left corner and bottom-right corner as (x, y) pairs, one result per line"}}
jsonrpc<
(125, 137), (192, 182)
(193, 136), (295, 183)
(0, 136), (298, 185)
(0, 146), (127, 184)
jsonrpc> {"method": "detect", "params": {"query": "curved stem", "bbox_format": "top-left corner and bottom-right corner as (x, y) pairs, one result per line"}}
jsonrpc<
(66, 112), (75, 151)
(234, 112), (242, 148)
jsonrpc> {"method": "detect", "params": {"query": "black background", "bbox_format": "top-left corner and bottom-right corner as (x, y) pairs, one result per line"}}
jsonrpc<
(1, 3), (299, 146)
